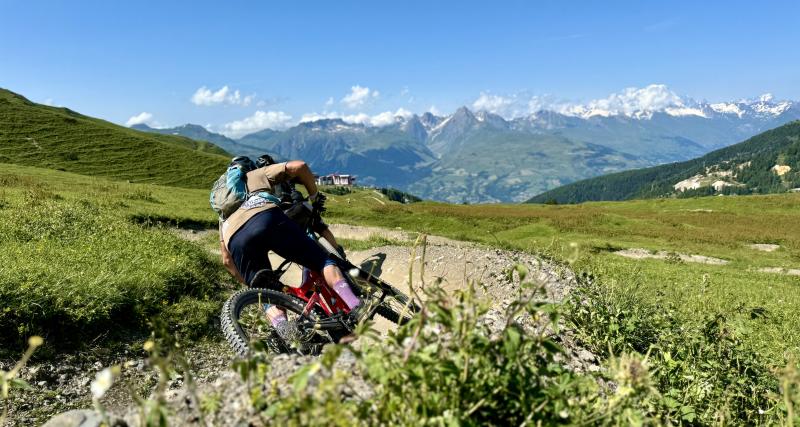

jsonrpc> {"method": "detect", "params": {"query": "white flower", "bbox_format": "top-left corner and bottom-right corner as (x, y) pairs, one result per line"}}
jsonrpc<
(90, 366), (119, 400)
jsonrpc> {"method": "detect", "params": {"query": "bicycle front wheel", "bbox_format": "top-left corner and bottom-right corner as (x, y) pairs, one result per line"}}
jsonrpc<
(221, 287), (334, 357)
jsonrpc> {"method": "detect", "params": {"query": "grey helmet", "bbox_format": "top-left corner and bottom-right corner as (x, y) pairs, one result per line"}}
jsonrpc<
(230, 156), (256, 172)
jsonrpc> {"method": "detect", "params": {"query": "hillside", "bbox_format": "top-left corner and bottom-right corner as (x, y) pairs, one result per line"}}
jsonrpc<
(132, 123), (264, 159)
(0, 88), (230, 189)
(528, 120), (800, 204)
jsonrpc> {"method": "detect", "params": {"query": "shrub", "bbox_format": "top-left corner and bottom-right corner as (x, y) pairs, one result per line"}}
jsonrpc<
(565, 273), (779, 424)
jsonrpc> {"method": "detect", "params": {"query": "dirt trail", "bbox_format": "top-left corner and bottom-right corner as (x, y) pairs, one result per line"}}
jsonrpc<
(33, 224), (587, 427)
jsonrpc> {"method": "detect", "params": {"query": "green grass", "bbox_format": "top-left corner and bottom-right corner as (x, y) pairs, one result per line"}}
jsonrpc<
(338, 235), (411, 251)
(0, 164), (225, 353)
(0, 88), (230, 189)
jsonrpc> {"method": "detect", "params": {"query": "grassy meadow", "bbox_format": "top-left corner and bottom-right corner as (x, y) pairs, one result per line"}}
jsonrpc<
(2, 163), (799, 423)
(2, 164), (798, 362)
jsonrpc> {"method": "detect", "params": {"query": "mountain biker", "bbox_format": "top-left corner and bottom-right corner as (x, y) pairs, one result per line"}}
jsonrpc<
(254, 154), (344, 257)
(218, 156), (361, 338)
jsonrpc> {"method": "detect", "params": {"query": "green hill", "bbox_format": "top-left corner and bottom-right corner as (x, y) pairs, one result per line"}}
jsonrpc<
(528, 120), (800, 204)
(0, 88), (230, 188)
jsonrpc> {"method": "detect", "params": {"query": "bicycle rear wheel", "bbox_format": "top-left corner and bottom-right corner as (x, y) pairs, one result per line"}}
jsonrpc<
(221, 287), (336, 357)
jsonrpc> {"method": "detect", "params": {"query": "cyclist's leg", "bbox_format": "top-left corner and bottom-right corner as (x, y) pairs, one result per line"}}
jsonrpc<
(228, 211), (276, 287)
(265, 211), (361, 309)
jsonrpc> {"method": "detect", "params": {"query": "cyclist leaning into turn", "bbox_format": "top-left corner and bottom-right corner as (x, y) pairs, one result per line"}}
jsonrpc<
(218, 156), (362, 339)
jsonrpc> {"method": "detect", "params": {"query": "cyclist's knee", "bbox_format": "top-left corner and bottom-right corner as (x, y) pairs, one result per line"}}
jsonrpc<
(323, 256), (338, 269)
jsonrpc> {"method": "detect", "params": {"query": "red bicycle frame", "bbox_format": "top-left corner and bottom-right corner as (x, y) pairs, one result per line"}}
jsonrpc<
(283, 267), (351, 317)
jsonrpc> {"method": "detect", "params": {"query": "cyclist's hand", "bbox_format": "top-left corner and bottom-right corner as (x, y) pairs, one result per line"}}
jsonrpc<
(311, 192), (327, 214)
(290, 189), (305, 203)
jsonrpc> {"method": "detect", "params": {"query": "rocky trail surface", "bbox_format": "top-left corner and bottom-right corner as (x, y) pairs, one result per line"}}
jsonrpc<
(11, 224), (592, 427)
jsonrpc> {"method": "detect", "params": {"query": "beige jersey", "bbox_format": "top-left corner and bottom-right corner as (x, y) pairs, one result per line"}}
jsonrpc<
(220, 163), (289, 249)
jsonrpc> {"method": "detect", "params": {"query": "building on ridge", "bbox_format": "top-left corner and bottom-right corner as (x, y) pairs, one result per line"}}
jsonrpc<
(314, 173), (356, 186)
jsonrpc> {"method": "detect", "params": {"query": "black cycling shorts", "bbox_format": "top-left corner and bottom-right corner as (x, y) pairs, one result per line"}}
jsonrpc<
(228, 208), (331, 286)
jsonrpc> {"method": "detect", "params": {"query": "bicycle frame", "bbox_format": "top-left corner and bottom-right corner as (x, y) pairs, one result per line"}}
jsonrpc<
(285, 267), (350, 317)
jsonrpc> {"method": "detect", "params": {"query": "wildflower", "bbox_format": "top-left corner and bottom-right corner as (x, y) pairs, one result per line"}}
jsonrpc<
(143, 340), (155, 352)
(90, 366), (120, 400)
(28, 336), (43, 348)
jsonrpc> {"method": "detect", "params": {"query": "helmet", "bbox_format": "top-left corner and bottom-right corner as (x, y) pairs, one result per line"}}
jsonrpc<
(230, 156), (256, 172)
(255, 154), (277, 169)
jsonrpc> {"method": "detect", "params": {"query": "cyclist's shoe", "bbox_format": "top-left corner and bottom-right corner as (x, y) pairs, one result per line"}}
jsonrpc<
(342, 304), (366, 331)
(273, 319), (319, 354)
(273, 319), (301, 344)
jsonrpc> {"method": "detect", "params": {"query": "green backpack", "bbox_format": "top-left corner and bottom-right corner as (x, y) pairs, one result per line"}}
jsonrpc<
(209, 165), (251, 220)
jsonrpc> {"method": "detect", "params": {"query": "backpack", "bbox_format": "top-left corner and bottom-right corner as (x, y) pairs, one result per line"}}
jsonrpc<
(209, 165), (250, 219)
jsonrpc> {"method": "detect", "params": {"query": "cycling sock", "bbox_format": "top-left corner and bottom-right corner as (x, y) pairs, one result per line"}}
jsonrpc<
(333, 279), (361, 309)
(271, 315), (287, 328)
(266, 306), (288, 327)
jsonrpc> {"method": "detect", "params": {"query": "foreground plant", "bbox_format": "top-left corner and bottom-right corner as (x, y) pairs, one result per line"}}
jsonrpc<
(234, 236), (655, 426)
(565, 272), (797, 424)
(1, 336), (43, 424)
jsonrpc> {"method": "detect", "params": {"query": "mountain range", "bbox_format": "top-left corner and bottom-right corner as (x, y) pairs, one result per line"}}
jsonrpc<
(528, 119), (800, 204)
(134, 93), (800, 203)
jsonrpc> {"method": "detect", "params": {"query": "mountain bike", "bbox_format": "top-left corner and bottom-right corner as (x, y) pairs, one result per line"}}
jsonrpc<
(220, 196), (419, 356)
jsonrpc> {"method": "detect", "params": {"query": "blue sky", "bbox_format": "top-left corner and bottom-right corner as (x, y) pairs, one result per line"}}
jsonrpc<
(1, 0), (799, 136)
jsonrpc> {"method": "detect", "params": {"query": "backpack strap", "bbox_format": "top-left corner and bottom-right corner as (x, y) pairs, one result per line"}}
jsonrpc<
(252, 191), (282, 206)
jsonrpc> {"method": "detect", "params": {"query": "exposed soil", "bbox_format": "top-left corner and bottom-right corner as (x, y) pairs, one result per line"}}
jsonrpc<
(757, 267), (800, 276)
(614, 248), (729, 265)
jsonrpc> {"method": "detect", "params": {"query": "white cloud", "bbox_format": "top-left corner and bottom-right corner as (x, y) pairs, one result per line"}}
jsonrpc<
(299, 108), (413, 127)
(560, 84), (684, 118)
(125, 112), (154, 127)
(222, 110), (293, 137)
(471, 92), (538, 118)
(472, 92), (515, 115)
(467, 84), (696, 119)
(428, 105), (441, 116)
(42, 98), (54, 106)
(341, 85), (379, 109)
(325, 97), (335, 107)
(191, 85), (254, 106)
(370, 108), (414, 126)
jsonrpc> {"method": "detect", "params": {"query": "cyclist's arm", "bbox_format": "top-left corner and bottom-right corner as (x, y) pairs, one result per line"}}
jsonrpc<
(285, 160), (319, 198)
(319, 227), (338, 248)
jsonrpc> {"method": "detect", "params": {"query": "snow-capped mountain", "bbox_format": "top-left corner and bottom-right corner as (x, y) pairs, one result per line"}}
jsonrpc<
(136, 90), (800, 203)
(532, 85), (797, 121)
